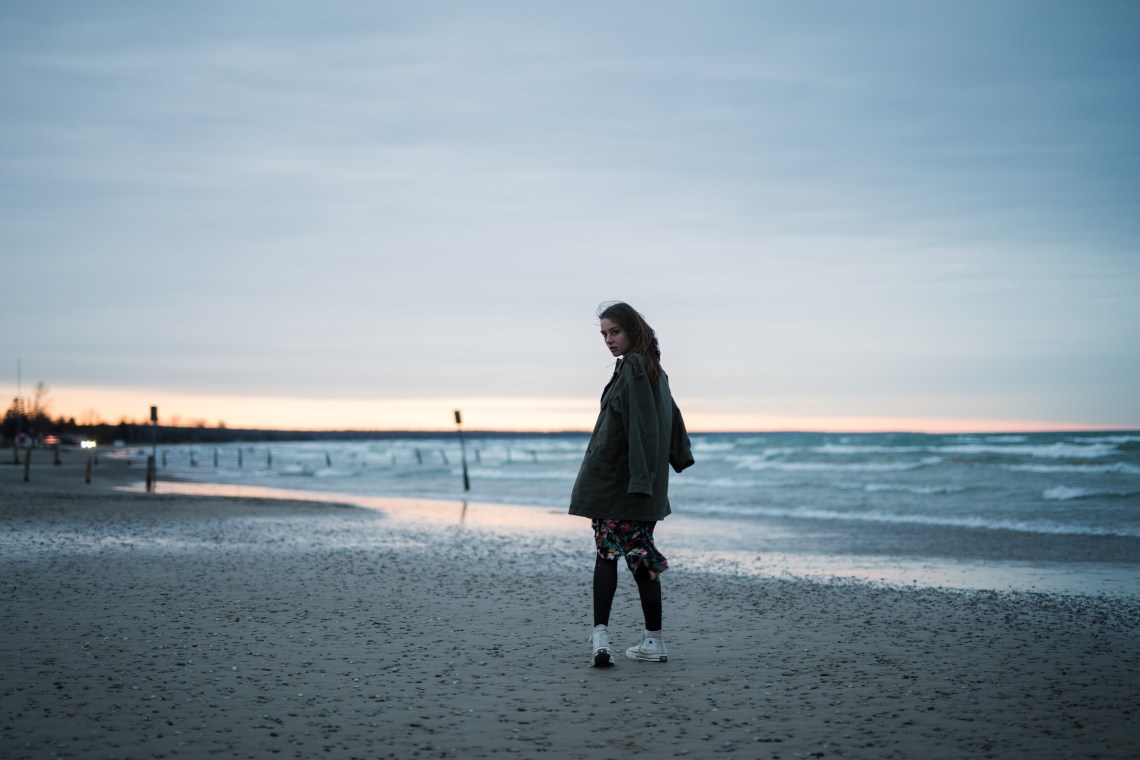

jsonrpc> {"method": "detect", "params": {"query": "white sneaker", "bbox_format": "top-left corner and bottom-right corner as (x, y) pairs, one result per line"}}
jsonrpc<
(625, 630), (667, 662)
(591, 625), (615, 668)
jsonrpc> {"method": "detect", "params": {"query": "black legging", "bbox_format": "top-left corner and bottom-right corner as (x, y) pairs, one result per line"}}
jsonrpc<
(593, 555), (662, 631)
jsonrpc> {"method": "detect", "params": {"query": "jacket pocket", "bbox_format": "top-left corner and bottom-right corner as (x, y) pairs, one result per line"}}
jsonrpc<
(593, 406), (625, 464)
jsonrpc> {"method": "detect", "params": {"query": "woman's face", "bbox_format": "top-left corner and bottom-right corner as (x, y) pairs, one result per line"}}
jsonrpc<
(600, 318), (632, 357)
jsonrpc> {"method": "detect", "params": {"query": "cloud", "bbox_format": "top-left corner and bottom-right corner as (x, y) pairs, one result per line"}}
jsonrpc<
(2, 1), (1137, 427)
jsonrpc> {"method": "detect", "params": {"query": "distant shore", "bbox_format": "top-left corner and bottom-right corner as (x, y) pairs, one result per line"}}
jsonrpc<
(1, 427), (594, 452)
(2, 454), (1138, 759)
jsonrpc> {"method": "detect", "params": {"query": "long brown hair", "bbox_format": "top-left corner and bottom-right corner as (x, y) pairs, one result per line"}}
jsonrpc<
(597, 301), (662, 383)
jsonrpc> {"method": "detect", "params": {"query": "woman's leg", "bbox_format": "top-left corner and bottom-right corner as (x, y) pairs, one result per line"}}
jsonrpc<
(633, 564), (663, 632)
(626, 564), (668, 661)
(593, 555), (619, 626)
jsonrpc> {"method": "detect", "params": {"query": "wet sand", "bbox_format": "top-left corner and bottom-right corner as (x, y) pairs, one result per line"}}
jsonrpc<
(2, 454), (1138, 759)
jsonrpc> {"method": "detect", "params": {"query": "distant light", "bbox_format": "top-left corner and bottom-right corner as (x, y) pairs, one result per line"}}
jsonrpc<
(80, 440), (97, 449)
(43, 435), (60, 445)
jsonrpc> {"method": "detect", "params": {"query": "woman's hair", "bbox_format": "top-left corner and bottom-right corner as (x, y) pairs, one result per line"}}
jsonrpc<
(597, 301), (662, 383)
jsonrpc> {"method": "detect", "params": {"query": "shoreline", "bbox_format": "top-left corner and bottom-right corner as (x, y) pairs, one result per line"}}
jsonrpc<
(8, 449), (1140, 599)
(114, 465), (1140, 600)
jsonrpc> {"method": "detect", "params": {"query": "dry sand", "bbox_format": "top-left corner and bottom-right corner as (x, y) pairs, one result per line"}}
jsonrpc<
(1, 452), (1138, 759)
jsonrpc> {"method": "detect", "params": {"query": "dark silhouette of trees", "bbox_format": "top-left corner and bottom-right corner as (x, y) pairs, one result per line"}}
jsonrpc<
(2, 382), (52, 444)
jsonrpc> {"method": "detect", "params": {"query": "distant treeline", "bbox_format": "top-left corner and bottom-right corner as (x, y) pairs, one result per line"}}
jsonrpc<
(3, 417), (587, 447)
(111, 426), (589, 445)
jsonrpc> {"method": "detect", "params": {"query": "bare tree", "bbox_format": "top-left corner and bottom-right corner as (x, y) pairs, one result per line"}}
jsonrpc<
(28, 382), (51, 427)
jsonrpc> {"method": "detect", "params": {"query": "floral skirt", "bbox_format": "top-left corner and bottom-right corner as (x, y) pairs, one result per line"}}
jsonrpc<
(592, 519), (669, 580)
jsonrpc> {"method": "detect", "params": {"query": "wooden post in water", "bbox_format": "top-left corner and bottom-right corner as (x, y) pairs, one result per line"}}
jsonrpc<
(150, 406), (158, 489)
(23, 447), (30, 482)
(325, 452), (332, 467)
(267, 450), (272, 468)
(85, 455), (93, 484)
(214, 449), (219, 467)
(454, 410), (470, 492)
(238, 449), (243, 468)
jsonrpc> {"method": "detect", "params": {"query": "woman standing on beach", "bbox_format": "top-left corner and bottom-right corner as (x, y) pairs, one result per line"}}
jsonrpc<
(569, 302), (694, 667)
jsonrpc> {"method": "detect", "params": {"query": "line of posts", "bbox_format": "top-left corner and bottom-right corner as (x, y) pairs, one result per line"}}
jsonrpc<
(13, 445), (99, 484)
(136, 406), (477, 494)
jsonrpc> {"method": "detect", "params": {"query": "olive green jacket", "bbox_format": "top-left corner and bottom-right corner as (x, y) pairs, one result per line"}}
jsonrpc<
(568, 353), (695, 521)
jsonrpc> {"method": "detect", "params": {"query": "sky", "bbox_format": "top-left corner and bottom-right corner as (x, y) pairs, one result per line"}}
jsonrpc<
(2, 1), (1138, 433)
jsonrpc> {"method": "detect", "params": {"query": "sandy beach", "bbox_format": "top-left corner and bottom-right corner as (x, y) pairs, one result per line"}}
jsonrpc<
(2, 453), (1138, 759)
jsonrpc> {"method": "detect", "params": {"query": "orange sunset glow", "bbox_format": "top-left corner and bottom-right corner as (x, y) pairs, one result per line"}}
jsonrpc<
(20, 385), (1126, 435)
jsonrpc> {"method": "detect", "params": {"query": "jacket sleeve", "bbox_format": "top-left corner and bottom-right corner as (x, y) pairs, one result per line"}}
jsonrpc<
(669, 399), (695, 473)
(622, 360), (659, 496)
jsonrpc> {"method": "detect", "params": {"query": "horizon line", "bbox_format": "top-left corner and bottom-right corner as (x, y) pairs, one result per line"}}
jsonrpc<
(59, 423), (1139, 437)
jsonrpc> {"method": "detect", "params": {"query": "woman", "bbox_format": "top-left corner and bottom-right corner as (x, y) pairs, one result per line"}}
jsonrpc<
(569, 302), (694, 667)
